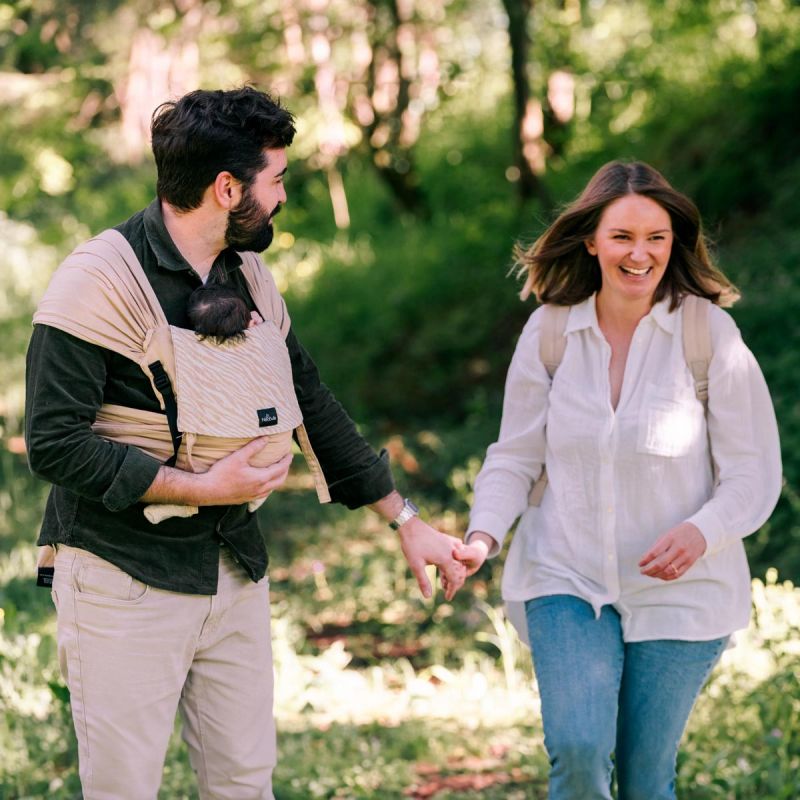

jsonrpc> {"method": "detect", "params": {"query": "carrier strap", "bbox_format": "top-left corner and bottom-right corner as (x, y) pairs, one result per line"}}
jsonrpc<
(148, 360), (182, 467)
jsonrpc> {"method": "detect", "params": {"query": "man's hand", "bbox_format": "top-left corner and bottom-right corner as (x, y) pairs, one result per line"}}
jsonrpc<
(141, 439), (292, 507)
(200, 442), (293, 505)
(397, 517), (467, 601)
(638, 521), (707, 581)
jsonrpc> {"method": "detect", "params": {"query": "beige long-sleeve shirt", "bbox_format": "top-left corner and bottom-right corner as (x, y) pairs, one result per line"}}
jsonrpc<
(468, 294), (782, 642)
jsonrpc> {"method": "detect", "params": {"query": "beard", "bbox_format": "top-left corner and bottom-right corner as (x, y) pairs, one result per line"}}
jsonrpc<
(224, 186), (282, 253)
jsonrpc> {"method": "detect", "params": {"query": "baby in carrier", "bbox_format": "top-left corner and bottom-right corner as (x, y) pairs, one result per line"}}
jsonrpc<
(141, 281), (307, 524)
(187, 282), (264, 344)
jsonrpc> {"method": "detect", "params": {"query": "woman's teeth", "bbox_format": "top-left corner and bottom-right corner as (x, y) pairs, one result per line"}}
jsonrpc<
(620, 265), (651, 276)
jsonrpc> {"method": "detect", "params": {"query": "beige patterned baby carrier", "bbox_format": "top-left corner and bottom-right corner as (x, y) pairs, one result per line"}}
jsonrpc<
(33, 229), (330, 525)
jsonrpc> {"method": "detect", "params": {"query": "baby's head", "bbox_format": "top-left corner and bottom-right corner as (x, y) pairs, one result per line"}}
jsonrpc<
(187, 284), (251, 344)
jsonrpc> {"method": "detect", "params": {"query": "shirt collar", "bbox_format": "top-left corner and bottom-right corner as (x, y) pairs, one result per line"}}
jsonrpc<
(565, 294), (599, 335)
(565, 293), (676, 336)
(648, 297), (677, 334)
(143, 198), (242, 277)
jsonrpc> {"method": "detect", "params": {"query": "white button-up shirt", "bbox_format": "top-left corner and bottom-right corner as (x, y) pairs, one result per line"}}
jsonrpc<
(468, 294), (782, 642)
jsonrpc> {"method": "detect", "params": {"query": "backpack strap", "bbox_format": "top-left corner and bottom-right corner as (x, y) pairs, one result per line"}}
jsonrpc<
(681, 295), (712, 407)
(528, 304), (570, 506)
(539, 304), (570, 379)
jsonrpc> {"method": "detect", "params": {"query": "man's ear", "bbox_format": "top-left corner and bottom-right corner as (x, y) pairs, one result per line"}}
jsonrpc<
(585, 238), (597, 256)
(212, 172), (242, 209)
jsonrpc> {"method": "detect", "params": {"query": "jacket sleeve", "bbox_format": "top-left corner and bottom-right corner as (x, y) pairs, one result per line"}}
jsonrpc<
(687, 308), (783, 556)
(25, 324), (161, 511)
(287, 328), (394, 509)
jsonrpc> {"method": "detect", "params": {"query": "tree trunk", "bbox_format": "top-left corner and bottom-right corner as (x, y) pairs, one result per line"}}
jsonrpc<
(502, 0), (550, 205)
(361, 0), (428, 216)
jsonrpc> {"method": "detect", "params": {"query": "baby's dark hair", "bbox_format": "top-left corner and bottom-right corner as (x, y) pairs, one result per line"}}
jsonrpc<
(187, 284), (251, 344)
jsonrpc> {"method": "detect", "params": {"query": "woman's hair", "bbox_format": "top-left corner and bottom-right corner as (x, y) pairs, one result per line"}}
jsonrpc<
(187, 284), (251, 345)
(515, 160), (739, 309)
(151, 86), (295, 212)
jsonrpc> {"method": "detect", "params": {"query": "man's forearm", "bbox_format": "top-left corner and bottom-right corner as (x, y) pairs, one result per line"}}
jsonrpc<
(369, 490), (405, 523)
(139, 465), (208, 506)
(141, 443), (293, 508)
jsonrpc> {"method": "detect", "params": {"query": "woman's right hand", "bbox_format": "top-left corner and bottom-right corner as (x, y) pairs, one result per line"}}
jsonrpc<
(452, 532), (495, 577)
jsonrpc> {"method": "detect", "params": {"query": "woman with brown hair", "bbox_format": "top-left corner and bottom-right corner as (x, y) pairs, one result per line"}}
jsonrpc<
(455, 161), (782, 799)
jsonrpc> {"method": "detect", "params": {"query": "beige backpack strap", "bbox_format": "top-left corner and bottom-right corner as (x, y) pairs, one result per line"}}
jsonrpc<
(539, 304), (570, 379)
(682, 295), (712, 407)
(528, 304), (570, 506)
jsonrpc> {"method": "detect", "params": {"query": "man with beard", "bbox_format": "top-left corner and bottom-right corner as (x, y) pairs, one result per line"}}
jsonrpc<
(24, 86), (465, 800)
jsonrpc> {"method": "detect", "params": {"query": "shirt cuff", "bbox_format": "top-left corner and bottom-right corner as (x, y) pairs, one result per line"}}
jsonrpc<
(466, 510), (509, 558)
(326, 448), (395, 510)
(686, 506), (728, 557)
(102, 446), (162, 512)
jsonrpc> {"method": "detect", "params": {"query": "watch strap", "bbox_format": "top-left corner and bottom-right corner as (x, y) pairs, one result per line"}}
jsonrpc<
(389, 498), (419, 530)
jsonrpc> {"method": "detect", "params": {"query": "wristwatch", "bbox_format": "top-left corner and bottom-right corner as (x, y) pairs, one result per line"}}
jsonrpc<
(389, 498), (419, 530)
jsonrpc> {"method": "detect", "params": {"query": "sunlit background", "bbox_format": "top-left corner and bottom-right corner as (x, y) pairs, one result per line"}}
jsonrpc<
(1, 1), (799, 797)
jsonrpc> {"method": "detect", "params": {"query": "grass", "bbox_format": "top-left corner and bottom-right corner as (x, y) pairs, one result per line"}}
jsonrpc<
(1, 446), (799, 799)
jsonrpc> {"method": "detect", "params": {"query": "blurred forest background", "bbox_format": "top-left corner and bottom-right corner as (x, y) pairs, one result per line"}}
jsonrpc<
(1, 0), (799, 797)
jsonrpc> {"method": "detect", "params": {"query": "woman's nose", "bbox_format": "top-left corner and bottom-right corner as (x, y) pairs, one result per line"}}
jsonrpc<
(629, 241), (648, 262)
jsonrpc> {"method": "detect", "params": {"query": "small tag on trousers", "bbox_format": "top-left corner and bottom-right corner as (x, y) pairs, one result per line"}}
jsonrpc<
(36, 566), (54, 588)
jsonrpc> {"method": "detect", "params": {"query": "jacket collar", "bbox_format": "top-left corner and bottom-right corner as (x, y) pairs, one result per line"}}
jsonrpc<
(143, 198), (241, 277)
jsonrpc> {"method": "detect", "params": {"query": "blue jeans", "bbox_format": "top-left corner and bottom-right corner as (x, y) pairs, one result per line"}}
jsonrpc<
(525, 595), (728, 800)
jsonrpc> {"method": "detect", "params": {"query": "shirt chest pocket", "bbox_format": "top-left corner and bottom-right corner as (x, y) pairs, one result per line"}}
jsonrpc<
(637, 382), (704, 458)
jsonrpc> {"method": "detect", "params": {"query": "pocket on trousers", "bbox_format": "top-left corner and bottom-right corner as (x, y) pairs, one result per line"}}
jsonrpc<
(73, 561), (150, 605)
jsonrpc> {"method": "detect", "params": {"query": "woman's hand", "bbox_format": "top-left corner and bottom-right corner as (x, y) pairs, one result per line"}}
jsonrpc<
(452, 532), (496, 577)
(638, 522), (707, 581)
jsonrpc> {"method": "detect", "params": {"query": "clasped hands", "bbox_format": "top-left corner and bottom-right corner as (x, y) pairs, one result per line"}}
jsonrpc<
(194, 441), (707, 601)
(412, 522), (707, 600)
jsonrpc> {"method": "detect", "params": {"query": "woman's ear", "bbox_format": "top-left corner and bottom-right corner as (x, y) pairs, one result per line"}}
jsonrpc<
(585, 238), (597, 256)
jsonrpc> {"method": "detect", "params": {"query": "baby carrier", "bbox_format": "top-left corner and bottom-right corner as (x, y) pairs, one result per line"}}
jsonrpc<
(33, 229), (330, 525)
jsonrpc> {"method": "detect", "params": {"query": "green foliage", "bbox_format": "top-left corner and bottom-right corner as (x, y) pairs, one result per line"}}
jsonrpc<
(2, 1), (800, 794)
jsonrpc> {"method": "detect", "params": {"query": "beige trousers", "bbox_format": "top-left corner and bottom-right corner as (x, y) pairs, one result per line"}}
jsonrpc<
(51, 545), (276, 800)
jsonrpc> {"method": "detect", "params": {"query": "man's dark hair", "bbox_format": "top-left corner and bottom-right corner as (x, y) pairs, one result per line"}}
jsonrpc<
(151, 86), (295, 212)
(187, 284), (252, 345)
